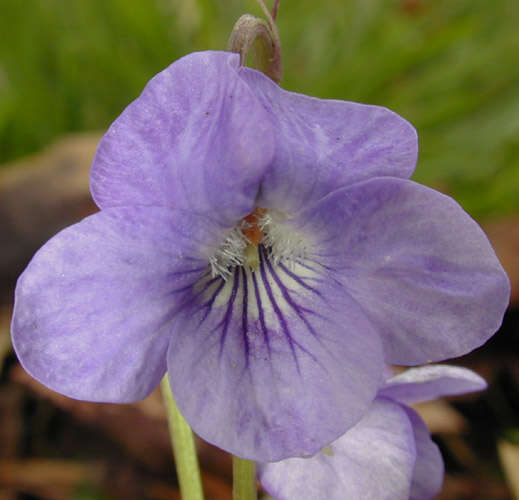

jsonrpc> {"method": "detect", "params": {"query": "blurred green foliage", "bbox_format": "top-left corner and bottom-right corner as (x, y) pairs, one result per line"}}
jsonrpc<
(1, 0), (518, 218)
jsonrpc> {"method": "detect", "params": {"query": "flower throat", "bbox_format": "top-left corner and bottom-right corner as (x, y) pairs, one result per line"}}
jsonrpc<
(209, 207), (307, 280)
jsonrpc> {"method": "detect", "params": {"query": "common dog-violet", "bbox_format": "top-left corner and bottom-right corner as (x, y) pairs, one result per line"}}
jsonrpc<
(11, 50), (509, 462)
(259, 365), (487, 500)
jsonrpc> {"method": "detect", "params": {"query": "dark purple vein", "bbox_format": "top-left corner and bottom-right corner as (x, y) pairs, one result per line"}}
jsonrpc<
(264, 252), (321, 344)
(259, 246), (301, 372)
(251, 269), (271, 358)
(240, 267), (251, 366)
(278, 262), (323, 297)
(216, 266), (240, 359)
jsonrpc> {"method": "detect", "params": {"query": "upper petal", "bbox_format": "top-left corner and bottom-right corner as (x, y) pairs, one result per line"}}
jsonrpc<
(293, 177), (510, 364)
(379, 365), (487, 404)
(259, 398), (416, 500)
(11, 206), (220, 402)
(166, 246), (384, 461)
(90, 51), (274, 226)
(238, 66), (418, 214)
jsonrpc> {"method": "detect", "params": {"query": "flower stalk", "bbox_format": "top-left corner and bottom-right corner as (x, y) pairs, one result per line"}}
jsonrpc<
(232, 456), (257, 500)
(160, 375), (204, 500)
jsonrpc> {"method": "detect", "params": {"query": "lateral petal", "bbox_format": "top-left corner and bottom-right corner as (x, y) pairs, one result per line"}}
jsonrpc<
(11, 207), (219, 402)
(404, 406), (444, 500)
(294, 177), (510, 364)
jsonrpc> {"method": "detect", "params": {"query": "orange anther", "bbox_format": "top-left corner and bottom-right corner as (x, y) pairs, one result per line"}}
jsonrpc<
(242, 207), (267, 245)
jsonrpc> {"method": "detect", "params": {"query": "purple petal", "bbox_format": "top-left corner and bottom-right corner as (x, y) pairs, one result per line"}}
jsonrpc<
(238, 67), (418, 214)
(404, 406), (444, 500)
(379, 365), (487, 404)
(90, 51), (274, 226)
(11, 207), (219, 402)
(294, 177), (510, 365)
(259, 398), (416, 500)
(167, 246), (384, 461)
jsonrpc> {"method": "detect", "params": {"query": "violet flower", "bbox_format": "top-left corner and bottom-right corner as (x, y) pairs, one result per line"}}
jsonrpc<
(259, 365), (487, 500)
(11, 51), (509, 461)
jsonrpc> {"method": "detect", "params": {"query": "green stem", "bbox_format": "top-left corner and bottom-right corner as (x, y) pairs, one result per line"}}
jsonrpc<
(232, 456), (257, 500)
(160, 375), (204, 500)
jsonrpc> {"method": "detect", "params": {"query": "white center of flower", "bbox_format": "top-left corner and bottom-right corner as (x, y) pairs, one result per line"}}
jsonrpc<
(209, 208), (308, 280)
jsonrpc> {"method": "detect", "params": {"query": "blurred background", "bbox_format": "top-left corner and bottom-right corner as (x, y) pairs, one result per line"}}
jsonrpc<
(1, 0), (518, 498)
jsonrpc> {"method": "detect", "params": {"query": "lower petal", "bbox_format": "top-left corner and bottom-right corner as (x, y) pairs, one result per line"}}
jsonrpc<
(167, 247), (384, 461)
(259, 398), (416, 500)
